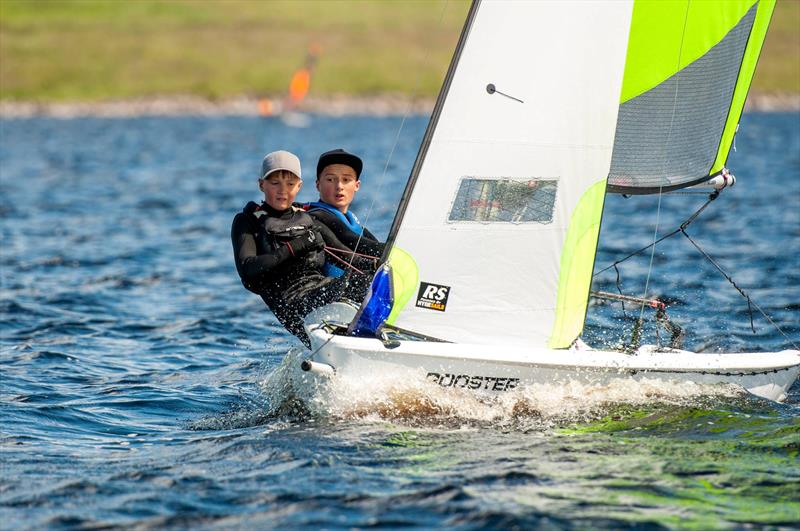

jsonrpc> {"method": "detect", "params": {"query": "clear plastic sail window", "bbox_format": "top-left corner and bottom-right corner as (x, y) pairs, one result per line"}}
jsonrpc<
(448, 177), (558, 223)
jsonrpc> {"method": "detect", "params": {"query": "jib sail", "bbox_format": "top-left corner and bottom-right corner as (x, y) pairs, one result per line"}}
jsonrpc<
(607, 0), (775, 194)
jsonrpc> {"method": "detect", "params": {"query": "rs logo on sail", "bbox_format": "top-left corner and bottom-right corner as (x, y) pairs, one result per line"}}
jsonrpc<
(416, 282), (450, 312)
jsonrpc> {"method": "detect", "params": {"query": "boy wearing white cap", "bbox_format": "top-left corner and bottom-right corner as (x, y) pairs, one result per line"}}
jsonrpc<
(231, 150), (375, 346)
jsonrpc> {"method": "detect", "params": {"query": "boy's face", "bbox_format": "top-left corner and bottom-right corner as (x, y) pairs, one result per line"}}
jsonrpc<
(260, 170), (302, 210)
(316, 163), (360, 213)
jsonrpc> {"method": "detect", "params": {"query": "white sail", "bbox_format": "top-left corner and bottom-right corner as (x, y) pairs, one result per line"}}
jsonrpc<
(386, 0), (633, 347)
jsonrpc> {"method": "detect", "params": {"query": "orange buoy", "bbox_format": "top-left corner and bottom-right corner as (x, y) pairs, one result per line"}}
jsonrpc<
(288, 69), (311, 105)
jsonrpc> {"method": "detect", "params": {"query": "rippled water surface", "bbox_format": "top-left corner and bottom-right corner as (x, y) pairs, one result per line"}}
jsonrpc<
(1, 112), (799, 528)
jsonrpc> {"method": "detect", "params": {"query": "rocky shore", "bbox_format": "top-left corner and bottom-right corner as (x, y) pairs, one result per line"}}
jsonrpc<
(1, 92), (797, 119)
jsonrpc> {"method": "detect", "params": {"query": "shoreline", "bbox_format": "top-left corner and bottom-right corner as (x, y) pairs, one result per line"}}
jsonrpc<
(0, 95), (437, 119)
(1, 92), (798, 119)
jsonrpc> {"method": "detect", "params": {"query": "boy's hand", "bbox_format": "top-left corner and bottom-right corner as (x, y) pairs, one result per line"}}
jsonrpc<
(285, 228), (324, 257)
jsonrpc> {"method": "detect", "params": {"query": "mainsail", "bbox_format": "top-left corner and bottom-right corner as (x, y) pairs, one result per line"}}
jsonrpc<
(367, 0), (634, 348)
(353, 0), (774, 349)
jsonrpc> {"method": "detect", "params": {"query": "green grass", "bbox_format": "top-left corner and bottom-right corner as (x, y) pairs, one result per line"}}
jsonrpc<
(0, 0), (797, 103)
(754, 0), (800, 94)
(0, 0), (470, 101)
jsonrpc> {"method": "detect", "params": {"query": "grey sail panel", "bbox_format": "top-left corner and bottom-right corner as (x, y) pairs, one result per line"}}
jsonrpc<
(607, 4), (757, 194)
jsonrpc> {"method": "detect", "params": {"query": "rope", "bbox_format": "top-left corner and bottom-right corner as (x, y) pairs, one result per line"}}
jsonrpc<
(665, 190), (716, 196)
(636, 0), (691, 325)
(595, 192), (798, 350)
(680, 228), (799, 350)
(344, 0), (452, 274)
(324, 245), (380, 262)
(614, 263), (627, 318)
(638, 189), (663, 323)
(305, 334), (335, 360)
(323, 248), (365, 275)
(594, 192), (718, 277)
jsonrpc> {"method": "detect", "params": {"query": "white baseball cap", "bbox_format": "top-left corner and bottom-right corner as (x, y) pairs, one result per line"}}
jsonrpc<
(260, 150), (301, 180)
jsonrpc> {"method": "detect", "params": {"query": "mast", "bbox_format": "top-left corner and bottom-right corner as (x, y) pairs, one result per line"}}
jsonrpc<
(382, 0), (482, 257)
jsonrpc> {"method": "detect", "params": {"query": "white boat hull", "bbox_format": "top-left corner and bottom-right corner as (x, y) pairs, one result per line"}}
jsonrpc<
(301, 304), (800, 403)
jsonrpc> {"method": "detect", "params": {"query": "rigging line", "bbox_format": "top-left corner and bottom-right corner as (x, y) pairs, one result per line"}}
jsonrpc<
(638, 0), (692, 325)
(595, 227), (681, 277)
(324, 248), (365, 275)
(306, 334), (335, 360)
(680, 228), (799, 350)
(613, 263), (628, 318)
(323, 245), (379, 261)
(638, 187), (663, 323)
(345, 0), (452, 272)
(593, 192), (717, 277)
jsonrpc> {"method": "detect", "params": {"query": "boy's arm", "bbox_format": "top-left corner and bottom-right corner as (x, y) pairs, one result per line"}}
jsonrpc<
(310, 209), (384, 257)
(361, 226), (380, 243)
(316, 222), (380, 274)
(354, 230), (384, 258)
(231, 213), (294, 286)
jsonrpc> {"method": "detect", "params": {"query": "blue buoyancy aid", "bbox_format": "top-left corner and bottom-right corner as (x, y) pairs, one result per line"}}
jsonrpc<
(305, 201), (365, 235)
(305, 201), (365, 277)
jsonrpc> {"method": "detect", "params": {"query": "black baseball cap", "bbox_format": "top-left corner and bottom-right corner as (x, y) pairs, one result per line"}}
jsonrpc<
(316, 148), (363, 180)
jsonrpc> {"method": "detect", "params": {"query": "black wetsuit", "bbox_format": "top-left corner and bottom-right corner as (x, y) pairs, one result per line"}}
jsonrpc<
(231, 201), (374, 346)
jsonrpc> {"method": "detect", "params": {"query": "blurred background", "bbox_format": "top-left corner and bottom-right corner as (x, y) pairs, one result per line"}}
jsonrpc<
(0, 0), (469, 104)
(0, 0), (796, 107)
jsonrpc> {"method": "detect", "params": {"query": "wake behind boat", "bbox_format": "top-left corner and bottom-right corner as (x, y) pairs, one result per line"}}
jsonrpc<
(298, 0), (799, 403)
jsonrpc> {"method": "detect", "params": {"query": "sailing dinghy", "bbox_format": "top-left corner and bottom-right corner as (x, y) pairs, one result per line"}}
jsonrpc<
(300, 0), (800, 402)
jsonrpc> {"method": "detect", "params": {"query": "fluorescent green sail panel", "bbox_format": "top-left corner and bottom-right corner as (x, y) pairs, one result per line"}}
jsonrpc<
(385, 247), (419, 326)
(622, 0), (758, 103)
(549, 180), (607, 349)
(609, 0), (770, 194)
(712, 0), (775, 174)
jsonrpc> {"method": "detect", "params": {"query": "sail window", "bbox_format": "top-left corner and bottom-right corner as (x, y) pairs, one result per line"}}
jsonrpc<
(448, 178), (557, 223)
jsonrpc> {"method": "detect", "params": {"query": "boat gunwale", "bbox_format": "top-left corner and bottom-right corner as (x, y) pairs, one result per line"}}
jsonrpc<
(308, 329), (800, 376)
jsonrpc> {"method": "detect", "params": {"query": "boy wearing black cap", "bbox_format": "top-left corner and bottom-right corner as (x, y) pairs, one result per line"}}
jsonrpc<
(305, 148), (384, 277)
(231, 150), (375, 346)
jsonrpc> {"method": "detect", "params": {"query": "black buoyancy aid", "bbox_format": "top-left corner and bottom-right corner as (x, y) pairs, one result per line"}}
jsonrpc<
(245, 202), (324, 270)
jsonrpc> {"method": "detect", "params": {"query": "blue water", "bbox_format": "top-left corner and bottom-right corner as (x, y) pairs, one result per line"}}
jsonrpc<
(1, 112), (798, 528)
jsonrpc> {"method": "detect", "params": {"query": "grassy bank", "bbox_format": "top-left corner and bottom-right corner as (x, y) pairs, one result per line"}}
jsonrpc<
(0, 0), (469, 102)
(0, 0), (797, 103)
(756, 0), (800, 93)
